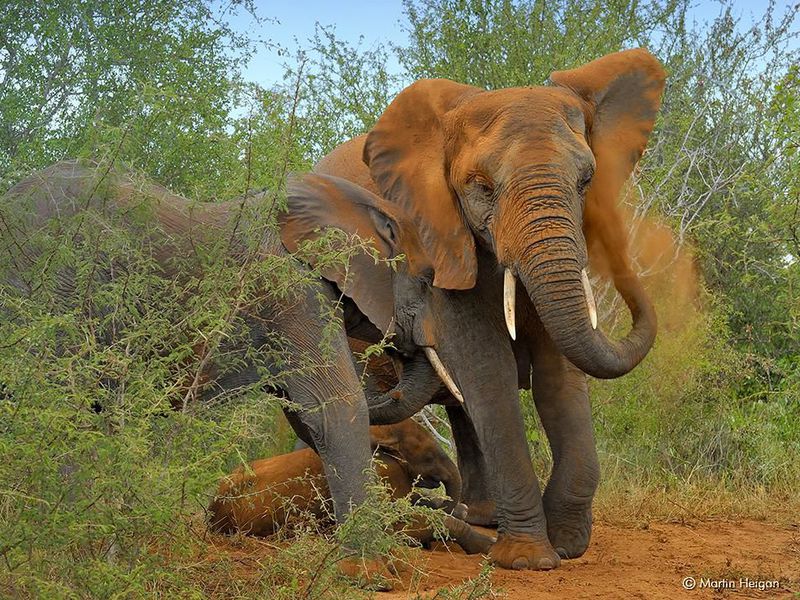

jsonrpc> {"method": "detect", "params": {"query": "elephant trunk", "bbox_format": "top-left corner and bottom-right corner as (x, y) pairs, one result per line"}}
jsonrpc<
(366, 350), (443, 424)
(442, 514), (495, 555)
(501, 179), (656, 379)
(441, 456), (463, 502)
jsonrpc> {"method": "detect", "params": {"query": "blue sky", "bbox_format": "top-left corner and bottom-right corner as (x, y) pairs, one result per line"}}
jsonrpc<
(224, 0), (796, 87)
(226, 0), (407, 85)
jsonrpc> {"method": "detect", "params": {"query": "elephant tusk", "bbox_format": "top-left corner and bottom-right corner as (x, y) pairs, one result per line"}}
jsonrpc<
(424, 347), (465, 403)
(581, 268), (598, 330)
(503, 268), (516, 340)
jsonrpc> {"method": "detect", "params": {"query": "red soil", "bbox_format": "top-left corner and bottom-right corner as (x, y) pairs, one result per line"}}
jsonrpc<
(382, 519), (800, 599)
(198, 518), (799, 598)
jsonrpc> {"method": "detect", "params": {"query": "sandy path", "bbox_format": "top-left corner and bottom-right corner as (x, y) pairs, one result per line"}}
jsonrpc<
(382, 519), (800, 599)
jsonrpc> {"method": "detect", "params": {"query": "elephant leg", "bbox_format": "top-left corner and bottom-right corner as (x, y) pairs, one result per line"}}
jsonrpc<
(445, 404), (497, 526)
(268, 281), (373, 525)
(433, 289), (560, 570)
(531, 330), (600, 559)
(462, 375), (560, 570)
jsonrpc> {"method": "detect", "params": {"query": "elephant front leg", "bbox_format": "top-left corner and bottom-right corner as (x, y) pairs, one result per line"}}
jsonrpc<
(463, 383), (561, 570)
(532, 331), (600, 559)
(270, 283), (374, 526)
(436, 332), (560, 569)
(445, 404), (497, 526)
(424, 276), (561, 570)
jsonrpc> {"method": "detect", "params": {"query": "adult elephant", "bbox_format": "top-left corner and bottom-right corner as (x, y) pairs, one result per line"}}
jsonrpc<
(0, 161), (438, 551)
(315, 49), (666, 569)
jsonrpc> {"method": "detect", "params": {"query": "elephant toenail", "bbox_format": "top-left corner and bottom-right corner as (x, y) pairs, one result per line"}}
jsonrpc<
(537, 557), (557, 570)
(511, 557), (530, 570)
(555, 546), (568, 558)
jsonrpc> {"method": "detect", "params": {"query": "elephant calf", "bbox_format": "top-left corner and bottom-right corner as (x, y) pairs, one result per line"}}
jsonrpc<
(208, 419), (493, 555)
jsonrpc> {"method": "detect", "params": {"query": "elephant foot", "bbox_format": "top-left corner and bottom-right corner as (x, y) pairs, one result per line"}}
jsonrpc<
(488, 532), (561, 570)
(544, 497), (593, 559)
(414, 495), (468, 521)
(336, 555), (398, 591)
(449, 502), (469, 521)
(464, 499), (498, 526)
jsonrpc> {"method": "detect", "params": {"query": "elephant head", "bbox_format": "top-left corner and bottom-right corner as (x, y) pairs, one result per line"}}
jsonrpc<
(279, 173), (459, 424)
(361, 49), (665, 379)
(369, 418), (462, 502)
(280, 172), (431, 337)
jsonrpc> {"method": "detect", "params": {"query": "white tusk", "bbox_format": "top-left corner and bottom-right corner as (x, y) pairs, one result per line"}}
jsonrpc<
(503, 268), (517, 340)
(581, 268), (598, 330)
(424, 347), (465, 403)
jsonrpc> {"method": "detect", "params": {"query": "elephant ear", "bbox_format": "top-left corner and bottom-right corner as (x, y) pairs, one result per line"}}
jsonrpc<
(363, 79), (483, 290)
(280, 173), (402, 333)
(368, 424), (403, 459)
(549, 48), (666, 277)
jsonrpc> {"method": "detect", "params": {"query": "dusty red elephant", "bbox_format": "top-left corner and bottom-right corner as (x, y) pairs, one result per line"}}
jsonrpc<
(314, 49), (666, 569)
(208, 419), (494, 555)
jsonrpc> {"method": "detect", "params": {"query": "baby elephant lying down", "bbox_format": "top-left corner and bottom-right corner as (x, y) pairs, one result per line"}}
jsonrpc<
(208, 419), (494, 555)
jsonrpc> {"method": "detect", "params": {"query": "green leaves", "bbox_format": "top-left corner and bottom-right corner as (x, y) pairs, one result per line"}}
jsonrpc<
(397, 0), (673, 88)
(0, 0), (254, 199)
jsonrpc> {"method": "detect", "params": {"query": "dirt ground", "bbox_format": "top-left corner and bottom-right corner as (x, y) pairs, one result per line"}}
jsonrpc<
(202, 518), (800, 598)
(380, 519), (800, 599)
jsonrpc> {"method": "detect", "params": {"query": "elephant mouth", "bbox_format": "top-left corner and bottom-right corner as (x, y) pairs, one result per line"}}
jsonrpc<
(415, 476), (442, 489)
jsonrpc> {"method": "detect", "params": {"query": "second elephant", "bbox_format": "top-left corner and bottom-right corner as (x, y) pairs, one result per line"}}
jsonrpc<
(0, 162), (443, 548)
(209, 419), (493, 555)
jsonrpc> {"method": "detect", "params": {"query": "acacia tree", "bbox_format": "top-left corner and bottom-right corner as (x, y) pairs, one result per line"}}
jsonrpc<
(0, 0), (254, 198)
(0, 2), (314, 594)
(283, 24), (400, 161)
(398, 0), (683, 87)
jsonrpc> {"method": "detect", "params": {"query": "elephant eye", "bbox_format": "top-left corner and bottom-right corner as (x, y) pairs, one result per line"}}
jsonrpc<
(578, 168), (594, 192)
(384, 220), (396, 243)
(419, 267), (434, 285)
(467, 173), (495, 198)
(476, 181), (493, 196)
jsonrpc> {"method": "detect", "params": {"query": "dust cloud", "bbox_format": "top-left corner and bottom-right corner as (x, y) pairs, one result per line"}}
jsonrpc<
(585, 181), (700, 332)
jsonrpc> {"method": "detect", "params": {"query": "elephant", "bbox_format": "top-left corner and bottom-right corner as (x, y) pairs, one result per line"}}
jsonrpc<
(208, 418), (494, 555)
(0, 160), (445, 553)
(343, 339), (495, 525)
(295, 408), (463, 505)
(313, 49), (666, 570)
